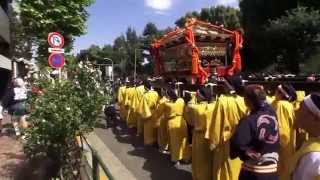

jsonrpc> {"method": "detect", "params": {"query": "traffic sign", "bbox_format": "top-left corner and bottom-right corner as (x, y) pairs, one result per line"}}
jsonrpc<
(48, 47), (65, 54)
(48, 53), (65, 68)
(48, 32), (64, 48)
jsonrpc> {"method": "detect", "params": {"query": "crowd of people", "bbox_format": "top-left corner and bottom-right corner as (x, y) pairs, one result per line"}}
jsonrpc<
(114, 77), (320, 180)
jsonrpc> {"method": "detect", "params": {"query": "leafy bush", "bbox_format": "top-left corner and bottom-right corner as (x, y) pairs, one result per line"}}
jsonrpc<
(25, 58), (107, 179)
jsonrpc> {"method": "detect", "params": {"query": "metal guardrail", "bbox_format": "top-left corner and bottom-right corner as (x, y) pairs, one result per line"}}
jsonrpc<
(80, 135), (115, 180)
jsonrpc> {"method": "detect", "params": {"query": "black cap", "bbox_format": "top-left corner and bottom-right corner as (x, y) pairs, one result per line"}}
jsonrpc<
(280, 83), (297, 102)
(225, 74), (244, 95)
(198, 87), (212, 102)
(311, 93), (320, 109)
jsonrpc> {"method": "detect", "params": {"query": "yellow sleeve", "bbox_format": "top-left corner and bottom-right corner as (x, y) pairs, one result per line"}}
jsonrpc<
(184, 104), (195, 126)
(235, 96), (248, 116)
(153, 100), (165, 121)
(124, 89), (131, 107)
(275, 102), (293, 147)
(139, 96), (152, 119)
(205, 102), (216, 132)
(117, 87), (124, 104)
(294, 91), (306, 110)
(205, 98), (223, 148)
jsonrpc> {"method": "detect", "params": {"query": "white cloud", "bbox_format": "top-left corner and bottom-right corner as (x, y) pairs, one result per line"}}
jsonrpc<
(215, 0), (239, 7)
(145, 0), (173, 11)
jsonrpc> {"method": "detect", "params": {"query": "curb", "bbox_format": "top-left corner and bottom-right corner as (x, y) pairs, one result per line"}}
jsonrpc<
(85, 131), (137, 180)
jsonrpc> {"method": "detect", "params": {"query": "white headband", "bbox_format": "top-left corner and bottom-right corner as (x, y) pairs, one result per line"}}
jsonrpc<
(304, 95), (320, 119)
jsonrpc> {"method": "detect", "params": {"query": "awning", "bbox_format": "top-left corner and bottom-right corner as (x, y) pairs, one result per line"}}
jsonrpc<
(0, 54), (12, 70)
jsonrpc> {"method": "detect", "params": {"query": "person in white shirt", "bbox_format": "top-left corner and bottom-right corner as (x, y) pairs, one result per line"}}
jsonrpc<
(291, 93), (320, 180)
(2, 78), (28, 137)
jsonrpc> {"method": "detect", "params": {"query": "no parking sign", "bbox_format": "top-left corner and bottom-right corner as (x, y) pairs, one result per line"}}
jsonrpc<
(48, 53), (65, 69)
(48, 32), (65, 48)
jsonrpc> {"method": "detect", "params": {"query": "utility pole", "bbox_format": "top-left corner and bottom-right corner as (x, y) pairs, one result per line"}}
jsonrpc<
(134, 49), (137, 83)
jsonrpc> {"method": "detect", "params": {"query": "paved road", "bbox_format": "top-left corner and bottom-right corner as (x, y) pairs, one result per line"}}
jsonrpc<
(95, 115), (192, 180)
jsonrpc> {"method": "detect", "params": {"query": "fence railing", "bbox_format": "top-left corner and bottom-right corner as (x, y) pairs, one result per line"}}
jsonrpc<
(79, 135), (115, 180)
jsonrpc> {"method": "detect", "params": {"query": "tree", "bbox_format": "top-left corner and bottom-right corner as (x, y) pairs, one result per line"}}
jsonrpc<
(238, 0), (320, 71)
(141, 23), (162, 75)
(10, 9), (33, 61)
(298, 0), (320, 8)
(78, 23), (170, 77)
(265, 7), (320, 73)
(143, 22), (159, 37)
(175, 11), (200, 27)
(25, 56), (106, 179)
(19, 0), (94, 66)
(175, 6), (240, 30)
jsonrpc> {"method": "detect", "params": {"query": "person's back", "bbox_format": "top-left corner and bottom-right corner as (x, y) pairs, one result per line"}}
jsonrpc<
(230, 85), (279, 180)
(291, 93), (320, 180)
(2, 78), (28, 137)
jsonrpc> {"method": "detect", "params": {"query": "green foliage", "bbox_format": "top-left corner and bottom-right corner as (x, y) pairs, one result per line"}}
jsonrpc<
(79, 23), (168, 78)
(239, 0), (320, 72)
(175, 11), (200, 27)
(10, 9), (33, 60)
(265, 7), (320, 73)
(25, 57), (107, 178)
(18, 0), (94, 66)
(302, 48), (320, 73)
(175, 6), (241, 30)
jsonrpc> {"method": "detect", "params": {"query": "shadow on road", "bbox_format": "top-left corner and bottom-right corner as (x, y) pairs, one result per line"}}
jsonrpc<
(97, 110), (192, 180)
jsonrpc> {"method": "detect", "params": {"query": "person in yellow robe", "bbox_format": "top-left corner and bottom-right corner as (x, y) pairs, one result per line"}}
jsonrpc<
(290, 93), (320, 180)
(153, 88), (170, 152)
(272, 84), (297, 180)
(117, 85), (127, 121)
(137, 82), (159, 145)
(132, 84), (146, 135)
(183, 91), (197, 149)
(164, 88), (190, 164)
(293, 91), (306, 110)
(124, 86), (136, 128)
(205, 82), (247, 180)
(189, 87), (216, 180)
(294, 91), (309, 149)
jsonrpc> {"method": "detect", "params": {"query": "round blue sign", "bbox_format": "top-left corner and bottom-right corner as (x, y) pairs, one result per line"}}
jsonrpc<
(48, 53), (65, 68)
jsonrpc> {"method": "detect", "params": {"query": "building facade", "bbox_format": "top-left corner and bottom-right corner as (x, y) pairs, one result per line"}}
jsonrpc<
(0, 0), (12, 99)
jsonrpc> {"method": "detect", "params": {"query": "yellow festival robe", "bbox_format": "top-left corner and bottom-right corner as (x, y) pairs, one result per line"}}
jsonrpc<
(117, 86), (126, 120)
(184, 92), (197, 126)
(293, 91), (309, 149)
(293, 91), (306, 110)
(131, 85), (145, 132)
(289, 138), (320, 180)
(165, 98), (190, 162)
(124, 87), (136, 127)
(190, 101), (216, 180)
(138, 90), (159, 145)
(153, 96), (170, 150)
(267, 95), (275, 104)
(272, 100), (296, 180)
(205, 95), (247, 180)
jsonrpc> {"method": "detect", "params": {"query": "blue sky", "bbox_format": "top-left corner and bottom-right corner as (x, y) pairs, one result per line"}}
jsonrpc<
(73, 0), (238, 54)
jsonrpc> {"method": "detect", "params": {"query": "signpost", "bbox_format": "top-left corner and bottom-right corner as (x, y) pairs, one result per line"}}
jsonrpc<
(48, 32), (65, 80)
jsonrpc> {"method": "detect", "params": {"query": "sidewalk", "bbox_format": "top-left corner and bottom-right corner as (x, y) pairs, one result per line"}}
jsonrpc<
(0, 115), (26, 180)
